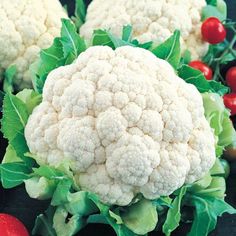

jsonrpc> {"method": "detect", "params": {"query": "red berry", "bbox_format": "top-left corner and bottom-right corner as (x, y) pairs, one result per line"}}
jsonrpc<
(0, 213), (29, 236)
(226, 66), (236, 92)
(189, 60), (213, 80)
(223, 93), (236, 116)
(201, 17), (226, 44)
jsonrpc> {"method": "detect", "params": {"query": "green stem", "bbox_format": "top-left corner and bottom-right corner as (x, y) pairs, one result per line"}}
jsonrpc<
(212, 34), (236, 81)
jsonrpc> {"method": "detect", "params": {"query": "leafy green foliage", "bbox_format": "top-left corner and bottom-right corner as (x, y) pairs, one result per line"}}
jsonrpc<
(163, 187), (187, 236)
(203, 0), (227, 21)
(0, 162), (31, 188)
(73, 0), (86, 29)
(53, 206), (86, 236)
(33, 165), (66, 180)
(2, 145), (21, 164)
(203, 20), (236, 84)
(3, 65), (17, 93)
(178, 65), (229, 95)
(206, 0), (217, 5)
(51, 179), (73, 206)
(1, 17), (235, 236)
(152, 30), (181, 70)
(0, 90), (42, 188)
(122, 25), (133, 42)
(32, 207), (57, 236)
(202, 93), (236, 156)
(187, 196), (236, 236)
(32, 19), (86, 93)
(61, 20), (86, 63)
(121, 199), (158, 235)
(1, 93), (28, 140)
(92, 25), (152, 50)
(16, 89), (42, 114)
(1, 93), (33, 165)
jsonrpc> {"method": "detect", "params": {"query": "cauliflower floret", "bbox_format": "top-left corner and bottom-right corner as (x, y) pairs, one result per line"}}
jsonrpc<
(0, 0), (68, 89)
(80, 0), (208, 59)
(25, 46), (215, 206)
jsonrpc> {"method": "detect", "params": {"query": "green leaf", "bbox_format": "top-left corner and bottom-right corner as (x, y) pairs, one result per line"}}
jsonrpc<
(10, 133), (33, 166)
(51, 178), (72, 206)
(61, 19), (86, 59)
(107, 31), (134, 48)
(202, 93), (236, 155)
(122, 25), (133, 42)
(24, 176), (56, 200)
(0, 162), (31, 188)
(36, 38), (64, 76)
(53, 207), (86, 236)
(178, 65), (211, 93)
(151, 30), (181, 70)
(65, 191), (98, 216)
(210, 158), (226, 177)
(109, 210), (123, 225)
(208, 81), (229, 96)
(73, 0), (86, 29)
(188, 173), (212, 193)
(32, 207), (57, 236)
(3, 65), (17, 93)
(33, 20), (87, 93)
(2, 144), (22, 164)
(202, 5), (226, 22)
(32, 38), (64, 93)
(92, 29), (134, 49)
(1, 93), (29, 140)
(92, 26), (151, 50)
(220, 52), (236, 64)
(163, 186), (187, 236)
(75, 0), (86, 23)
(153, 197), (172, 208)
(33, 165), (66, 180)
(180, 50), (191, 65)
(121, 199), (158, 235)
(87, 194), (137, 236)
(16, 89), (42, 114)
(188, 196), (236, 236)
(206, 0), (217, 6)
(92, 29), (114, 48)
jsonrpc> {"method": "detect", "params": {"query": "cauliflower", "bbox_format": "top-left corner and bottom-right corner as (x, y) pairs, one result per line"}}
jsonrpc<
(0, 0), (67, 89)
(80, 0), (208, 60)
(25, 46), (215, 206)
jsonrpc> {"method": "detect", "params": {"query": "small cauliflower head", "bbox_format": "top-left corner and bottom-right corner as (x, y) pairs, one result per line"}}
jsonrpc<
(0, 0), (67, 89)
(80, 0), (208, 60)
(25, 46), (215, 206)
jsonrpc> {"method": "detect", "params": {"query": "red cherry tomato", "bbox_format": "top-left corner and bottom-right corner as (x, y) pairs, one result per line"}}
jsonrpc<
(189, 60), (213, 80)
(201, 17), (226, 44)
(226, 67), (236, 92)
(0, 213), (29, 236)
(223, 93), (236, 116)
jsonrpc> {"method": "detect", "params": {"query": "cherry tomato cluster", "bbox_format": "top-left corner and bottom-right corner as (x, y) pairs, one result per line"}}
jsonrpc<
(224, 67), (236, 116)
(189, 17), (236, 116)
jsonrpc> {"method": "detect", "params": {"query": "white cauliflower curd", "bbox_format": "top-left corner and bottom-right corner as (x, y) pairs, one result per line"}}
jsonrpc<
(80, 0), (208, 60)
(25, 46), (215, 206)
(0, 0), (67, 89)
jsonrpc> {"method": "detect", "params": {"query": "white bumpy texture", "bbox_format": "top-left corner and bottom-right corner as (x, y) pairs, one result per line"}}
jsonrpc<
(0, 0), (67, 89)
(80, 0), (208, 60)
(25, 46), (215, 206)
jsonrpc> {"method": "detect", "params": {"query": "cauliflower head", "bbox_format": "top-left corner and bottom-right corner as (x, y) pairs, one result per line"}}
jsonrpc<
(0, 0), (67, 89)
(25, 46), (215, 206)
(80, 0), (208, 60)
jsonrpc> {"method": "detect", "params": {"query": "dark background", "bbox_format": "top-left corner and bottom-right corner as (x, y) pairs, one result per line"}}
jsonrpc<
(0, 1), (236, 236)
